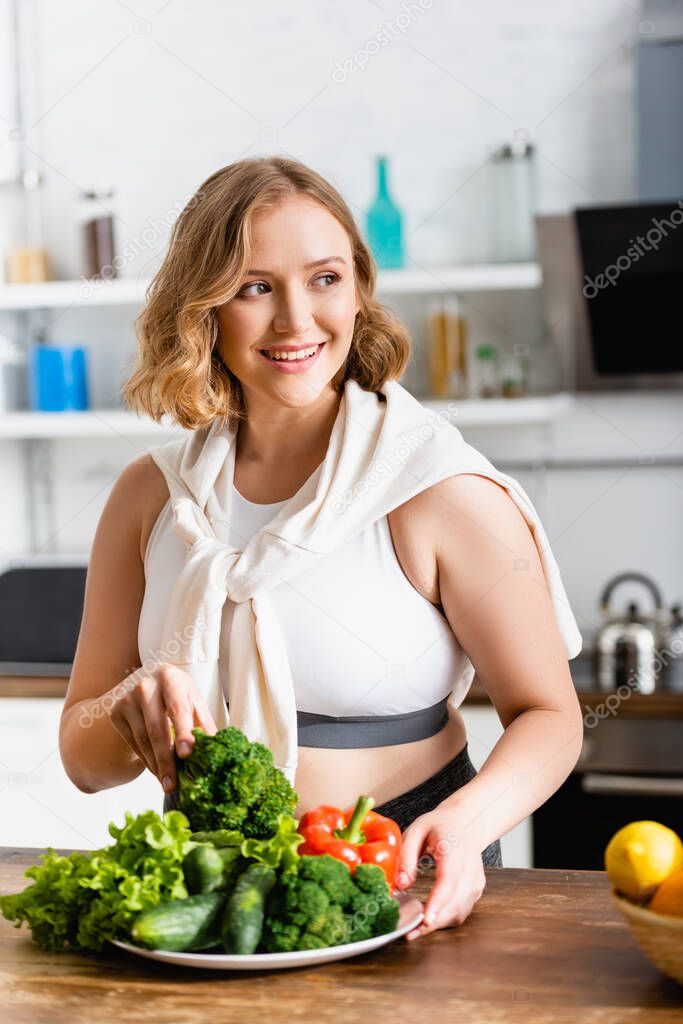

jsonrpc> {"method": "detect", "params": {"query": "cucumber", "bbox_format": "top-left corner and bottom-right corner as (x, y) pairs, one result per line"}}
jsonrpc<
(131, 892), (226, 952)
(221, 863), (276, 955)
(217, 847), (246, 889)
(183, 844), (245, 893)
(183, 845), (226, 894)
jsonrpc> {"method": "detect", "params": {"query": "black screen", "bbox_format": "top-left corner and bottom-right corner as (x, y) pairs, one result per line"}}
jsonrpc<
(0, 566), (86, 663)
(575, 201), (683, 375)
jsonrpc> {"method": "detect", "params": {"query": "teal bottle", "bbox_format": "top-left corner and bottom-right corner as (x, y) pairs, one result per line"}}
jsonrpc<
(365, 155), (404, 268)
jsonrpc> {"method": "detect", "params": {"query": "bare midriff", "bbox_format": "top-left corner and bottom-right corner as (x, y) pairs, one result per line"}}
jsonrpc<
(292, 706), (468, 817)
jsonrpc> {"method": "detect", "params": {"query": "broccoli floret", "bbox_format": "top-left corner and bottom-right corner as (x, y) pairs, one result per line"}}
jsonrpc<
(260, 861), (349, 952)
(259, 854), (400, 953)
(176, 726), (297, 839)
(345, 862), (401, 941)
(297, 850), (356, 906)
(247, 772), (300, 839)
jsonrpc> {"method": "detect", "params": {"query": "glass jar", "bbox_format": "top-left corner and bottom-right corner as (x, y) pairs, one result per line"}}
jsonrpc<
(5, 168), (50, 283)
(78, 188), (117, 279)
(501, 355), (529, 398)
(472, 344), (500, 399)
(426, 298), (468, 400)
(488, 141), (538, 263)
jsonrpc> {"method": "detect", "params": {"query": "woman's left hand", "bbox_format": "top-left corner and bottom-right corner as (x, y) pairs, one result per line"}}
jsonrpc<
(393, 809), (486, 940)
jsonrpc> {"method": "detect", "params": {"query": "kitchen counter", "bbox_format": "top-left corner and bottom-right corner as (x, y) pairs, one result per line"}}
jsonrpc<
(0, 675), (69, 698)
(1, 848), (681, 1023)
(3, 673), (683, 718)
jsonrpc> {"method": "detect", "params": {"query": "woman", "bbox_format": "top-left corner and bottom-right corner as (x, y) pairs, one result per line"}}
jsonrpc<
(59, 156), (584, 942)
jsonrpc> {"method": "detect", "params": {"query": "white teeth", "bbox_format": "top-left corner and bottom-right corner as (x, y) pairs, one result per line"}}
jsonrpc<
(262, 345), (319, 361)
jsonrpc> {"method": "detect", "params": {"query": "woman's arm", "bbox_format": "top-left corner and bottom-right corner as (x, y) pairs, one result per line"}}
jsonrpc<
(396, 473), (584, 935)
(61, 454), (218, 795)
(59, 457), (159, 792)
(435, 472), (584, 838)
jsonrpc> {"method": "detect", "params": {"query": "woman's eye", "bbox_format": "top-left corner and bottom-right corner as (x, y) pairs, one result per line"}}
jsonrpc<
(237, 272), (340, 298)
(239, 281), (269, 298)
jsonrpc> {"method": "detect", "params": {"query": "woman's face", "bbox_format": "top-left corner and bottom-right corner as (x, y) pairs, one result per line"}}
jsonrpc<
(216, 196), (360, 410)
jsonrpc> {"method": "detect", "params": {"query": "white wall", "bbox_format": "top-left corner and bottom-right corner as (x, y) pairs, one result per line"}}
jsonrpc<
(9, 0), (638, 280)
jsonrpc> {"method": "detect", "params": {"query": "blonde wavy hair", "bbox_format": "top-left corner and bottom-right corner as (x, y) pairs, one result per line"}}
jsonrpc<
(123, 156), (411, 431)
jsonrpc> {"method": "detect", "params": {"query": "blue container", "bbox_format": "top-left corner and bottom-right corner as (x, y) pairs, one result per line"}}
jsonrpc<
(29, 346), (89, 412)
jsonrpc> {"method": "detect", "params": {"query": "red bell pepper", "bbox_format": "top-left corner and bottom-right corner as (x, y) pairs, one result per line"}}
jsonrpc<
(297, 795), (401, 888)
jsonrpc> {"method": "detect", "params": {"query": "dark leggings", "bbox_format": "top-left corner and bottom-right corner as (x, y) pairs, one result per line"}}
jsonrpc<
(165, 742), (503, 867)
(374, 742), (504, 867)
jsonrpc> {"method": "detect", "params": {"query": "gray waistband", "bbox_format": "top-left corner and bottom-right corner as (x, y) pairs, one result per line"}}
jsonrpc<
(295, 697), (450, 749)
(163, 705), (456, 817)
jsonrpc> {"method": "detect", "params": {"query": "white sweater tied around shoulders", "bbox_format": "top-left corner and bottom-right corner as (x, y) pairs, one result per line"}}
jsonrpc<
(146, 379), (583, 785)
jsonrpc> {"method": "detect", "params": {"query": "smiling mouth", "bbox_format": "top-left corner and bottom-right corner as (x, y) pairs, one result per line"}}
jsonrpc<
(259, 343), (324, 362)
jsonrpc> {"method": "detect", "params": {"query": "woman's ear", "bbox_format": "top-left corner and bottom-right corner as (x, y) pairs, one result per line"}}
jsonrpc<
(354, 281), (361, 319)
(211, 346), (228, 372)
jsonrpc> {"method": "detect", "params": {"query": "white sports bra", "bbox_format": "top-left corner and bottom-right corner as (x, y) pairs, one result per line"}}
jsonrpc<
(138, 467), (472, 747)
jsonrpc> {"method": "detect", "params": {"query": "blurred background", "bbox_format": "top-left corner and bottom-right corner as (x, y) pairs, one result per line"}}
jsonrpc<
(0, 0), (681, 866)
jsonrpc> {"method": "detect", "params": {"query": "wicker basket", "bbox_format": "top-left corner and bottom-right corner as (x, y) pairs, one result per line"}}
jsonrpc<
(612, 891), (683, 985)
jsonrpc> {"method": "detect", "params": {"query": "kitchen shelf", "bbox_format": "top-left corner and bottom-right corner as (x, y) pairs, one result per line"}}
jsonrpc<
(422, 391), (574, 426)
(0, 278), (148, 310)
(0, 410), (182, 439)
(0, 262), (541, 310)
(0, 393), (574, 438)
(376, 262), (541, 294)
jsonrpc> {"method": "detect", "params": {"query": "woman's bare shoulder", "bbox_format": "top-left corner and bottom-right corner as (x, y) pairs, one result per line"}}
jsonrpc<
(387, 474), (522, 605)
(394, 473), (514, 527)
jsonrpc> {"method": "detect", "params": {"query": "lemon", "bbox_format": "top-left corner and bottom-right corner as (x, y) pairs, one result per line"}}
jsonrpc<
(604, 820), (683, 901)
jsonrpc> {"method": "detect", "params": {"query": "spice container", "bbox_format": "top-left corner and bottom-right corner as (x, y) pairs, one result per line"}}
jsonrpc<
(6, 168), (50, 283)
(501, 355), (528, 398)
(7, 246), (49, 282)
(471, 344), (500, 398)
(79, 188), (117, 279)
(427, 299), (468, 399)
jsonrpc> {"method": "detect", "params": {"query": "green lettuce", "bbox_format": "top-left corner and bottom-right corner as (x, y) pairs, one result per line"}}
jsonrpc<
(0, 810), (194, 952)
(240, 813), (304, 873)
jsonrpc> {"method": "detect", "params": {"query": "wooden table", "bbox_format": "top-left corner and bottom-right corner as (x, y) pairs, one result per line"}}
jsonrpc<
(1, 848), (681, 1023)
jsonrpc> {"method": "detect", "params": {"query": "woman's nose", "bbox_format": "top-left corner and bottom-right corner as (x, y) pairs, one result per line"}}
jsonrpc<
(272, 287), (314, 335)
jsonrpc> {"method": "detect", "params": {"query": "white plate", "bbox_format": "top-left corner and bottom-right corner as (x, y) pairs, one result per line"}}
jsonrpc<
(110, 892), (423, 970)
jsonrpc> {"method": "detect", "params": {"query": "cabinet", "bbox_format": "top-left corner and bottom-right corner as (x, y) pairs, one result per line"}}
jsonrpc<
(0, 698), (163, 849)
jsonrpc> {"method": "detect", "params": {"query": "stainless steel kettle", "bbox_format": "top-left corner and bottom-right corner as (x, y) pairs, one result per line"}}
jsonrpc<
(596, 572), (668, 694)
(660, 603), (683, 693)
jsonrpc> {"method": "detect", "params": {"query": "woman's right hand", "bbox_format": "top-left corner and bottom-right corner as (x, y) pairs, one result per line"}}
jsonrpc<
(105, 663), (218, 793)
